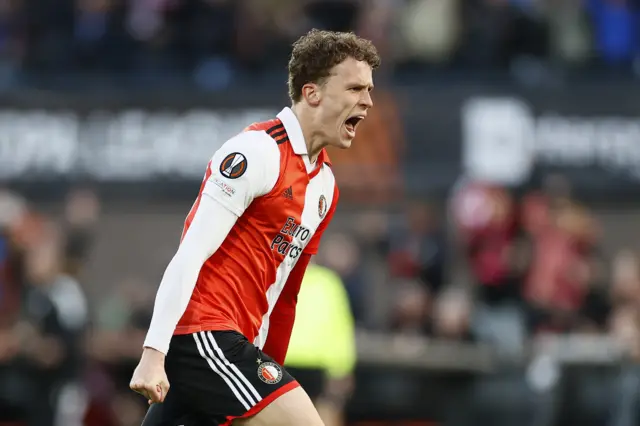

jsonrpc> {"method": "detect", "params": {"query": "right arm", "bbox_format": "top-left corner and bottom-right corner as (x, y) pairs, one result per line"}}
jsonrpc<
(131, 131), (279, 402)
(142, 193), (238, 354)
(131, 194), (237, 405)
(143, 131), (280, 355)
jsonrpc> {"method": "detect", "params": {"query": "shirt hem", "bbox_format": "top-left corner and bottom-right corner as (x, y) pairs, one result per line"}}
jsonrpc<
(174, 322), (241, 336)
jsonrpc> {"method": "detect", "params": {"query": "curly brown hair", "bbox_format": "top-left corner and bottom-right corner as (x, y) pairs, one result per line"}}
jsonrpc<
(287, 29), (380, 103)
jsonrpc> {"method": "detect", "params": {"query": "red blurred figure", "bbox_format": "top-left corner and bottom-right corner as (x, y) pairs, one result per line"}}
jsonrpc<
(452, 181), (523, 301)
(522, 191), (600, 331)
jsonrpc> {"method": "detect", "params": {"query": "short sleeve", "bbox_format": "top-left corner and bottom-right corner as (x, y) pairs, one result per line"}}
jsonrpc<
(202, 131), (280, 217)
(304, 183), (339, 255)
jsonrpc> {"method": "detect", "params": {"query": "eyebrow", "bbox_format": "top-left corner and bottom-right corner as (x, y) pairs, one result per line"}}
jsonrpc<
(350, 83), (374, 91)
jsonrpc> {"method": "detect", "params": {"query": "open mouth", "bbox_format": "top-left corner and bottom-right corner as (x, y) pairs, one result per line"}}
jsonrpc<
(344, 115), (365, 137)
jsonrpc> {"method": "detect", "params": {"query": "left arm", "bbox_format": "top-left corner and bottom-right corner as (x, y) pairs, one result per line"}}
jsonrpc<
(261, 253), (312, 365)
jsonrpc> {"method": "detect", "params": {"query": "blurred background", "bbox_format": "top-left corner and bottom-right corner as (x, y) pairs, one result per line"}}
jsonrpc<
(3, 0), (640, 425)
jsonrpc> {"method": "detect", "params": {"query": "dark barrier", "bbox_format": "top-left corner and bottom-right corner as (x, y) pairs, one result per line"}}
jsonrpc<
(345, 332), (633, 426)
(400, 83), (640, 203)
(346, 364), (628, 426)
(3, 83), (640, 203)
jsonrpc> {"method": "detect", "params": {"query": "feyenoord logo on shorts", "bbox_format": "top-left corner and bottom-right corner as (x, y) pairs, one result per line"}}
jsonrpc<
(318, 195), (327, 219)
(219, 152), (247, 179)
(257, 361), (283, 385)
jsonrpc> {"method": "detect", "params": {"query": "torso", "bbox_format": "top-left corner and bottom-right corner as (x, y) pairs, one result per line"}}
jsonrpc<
(175, 118), (337, 347)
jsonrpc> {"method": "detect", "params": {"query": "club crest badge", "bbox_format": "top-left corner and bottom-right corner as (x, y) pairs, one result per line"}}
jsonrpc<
(318, 195), (327, 219)
(257, 361), (283, 384)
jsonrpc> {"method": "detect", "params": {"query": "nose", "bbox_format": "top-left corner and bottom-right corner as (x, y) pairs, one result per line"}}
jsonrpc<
(360, 91), (373, 109)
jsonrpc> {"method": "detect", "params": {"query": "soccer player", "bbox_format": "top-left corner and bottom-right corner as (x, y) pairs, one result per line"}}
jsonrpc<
(129, 29), (379, 426)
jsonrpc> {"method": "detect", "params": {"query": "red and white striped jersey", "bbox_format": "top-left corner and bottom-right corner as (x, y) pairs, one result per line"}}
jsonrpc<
(174, 107), (339, 350)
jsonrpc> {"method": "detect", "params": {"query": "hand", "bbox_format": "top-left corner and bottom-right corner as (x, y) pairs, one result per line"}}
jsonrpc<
(129, 347), (170, 405)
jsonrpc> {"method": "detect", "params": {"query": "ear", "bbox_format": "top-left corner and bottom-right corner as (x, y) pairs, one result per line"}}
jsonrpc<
(301, 83), (321, 107)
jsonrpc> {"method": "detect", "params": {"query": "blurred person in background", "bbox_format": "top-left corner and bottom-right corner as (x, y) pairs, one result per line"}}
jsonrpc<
(12, 221), (88, 426)
(431, 287), (474, 341)
(611, 250), (640, 304)
(524, 197), (600, 333)
(0, 0), (26, 87)
(305, 0), (360, 32)
(73, 0), (128, 72)
(397, 0), (461, 67)
(284, 262), (356, 426)
(388, 280), (474, 341)
(0, 190), (27, 327)
(608, 250), (640, 426)
(387, 200), (446, 296)
(86, 278), (154, 426)
(389, 278), (431, 335)
(0, 190), (29, 424)
(379, 199), (446, 336)
(545, 0), (592, 65)
(459, 0), (550, 73)
(187, 0), (239, 89)
(585, 0), (640, 68)
(451, 181), (529, 354)
(354, 0), (397, 70)
(521, 174), (607, 335)
(232, 0), (306, 75)
(451, 182), (523, 302)
(350, 210), (394, 330)
(63, 187), (100, 280)
(21, 0), (74, 72)
(458, 0), (512, 68)
(609, 250), (640, 344)
(124, 0), (180, 76)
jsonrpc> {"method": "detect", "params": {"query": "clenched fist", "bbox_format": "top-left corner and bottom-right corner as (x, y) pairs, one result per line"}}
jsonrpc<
(130, 347), (170, 405)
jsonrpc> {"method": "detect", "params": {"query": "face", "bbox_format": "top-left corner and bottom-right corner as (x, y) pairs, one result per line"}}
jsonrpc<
(305, 57), (374, 148)
(25, 241), (60, 285)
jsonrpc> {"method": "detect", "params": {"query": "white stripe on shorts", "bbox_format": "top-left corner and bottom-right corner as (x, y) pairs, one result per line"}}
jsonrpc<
(192, 333), (252, 411)
(206, 331), (263, 403)
(198, 332), (260, 407)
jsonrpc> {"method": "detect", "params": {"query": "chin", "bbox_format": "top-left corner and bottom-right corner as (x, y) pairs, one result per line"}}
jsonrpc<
(338, 139), (352, 149)
(330, 136), (352, 149)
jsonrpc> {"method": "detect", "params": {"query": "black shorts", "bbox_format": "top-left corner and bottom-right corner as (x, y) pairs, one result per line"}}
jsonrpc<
(141, 331), (299, 426)
(283, 367), (325, 401)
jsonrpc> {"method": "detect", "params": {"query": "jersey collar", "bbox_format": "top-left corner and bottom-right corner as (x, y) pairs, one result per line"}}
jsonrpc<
(277, 107), (332, 166)
(277, 107), (308, 155)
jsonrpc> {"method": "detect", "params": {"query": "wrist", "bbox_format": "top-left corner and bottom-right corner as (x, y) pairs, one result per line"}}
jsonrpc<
(142, 346), (166, 363)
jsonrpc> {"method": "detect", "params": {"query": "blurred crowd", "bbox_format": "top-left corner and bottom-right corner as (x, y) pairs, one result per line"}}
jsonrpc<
(2, 170), (640, 425)
(1, 0), (640, 90)
(0, 188), (159, 426)
(325, 174), (633, 353)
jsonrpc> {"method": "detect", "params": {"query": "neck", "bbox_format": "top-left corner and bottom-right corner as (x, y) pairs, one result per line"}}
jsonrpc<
(291, 103), (326, 163)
